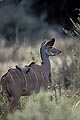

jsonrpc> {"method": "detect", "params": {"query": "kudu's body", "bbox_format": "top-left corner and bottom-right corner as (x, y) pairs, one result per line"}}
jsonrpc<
(0, 38), (61, 112)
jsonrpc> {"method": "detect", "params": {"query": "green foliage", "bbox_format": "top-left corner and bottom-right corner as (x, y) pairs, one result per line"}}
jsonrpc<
(8, 91), (80, 120)
(58, 41), (80, 91)
(60, 9), (80, 91)
(0, 95), (8, 120)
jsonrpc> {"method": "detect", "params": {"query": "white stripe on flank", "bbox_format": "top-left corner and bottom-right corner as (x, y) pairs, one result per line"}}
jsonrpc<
(22, 71), (28, 89)
(28, 72), (32, 89)
(40, 70), (44, 81)
(8, 72), (15, 86)
(30, 68), (38, 90)
(9, 69), (28, 90)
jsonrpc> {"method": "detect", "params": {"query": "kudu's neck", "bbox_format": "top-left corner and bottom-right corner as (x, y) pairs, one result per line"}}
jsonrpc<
(40, 49), (51, 77)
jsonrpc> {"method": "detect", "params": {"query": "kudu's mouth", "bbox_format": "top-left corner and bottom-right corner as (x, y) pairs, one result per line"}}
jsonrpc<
(55, 51), (62, 56)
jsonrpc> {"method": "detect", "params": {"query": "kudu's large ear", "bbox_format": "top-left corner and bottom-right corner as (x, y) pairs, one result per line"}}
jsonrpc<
(45, 38), (55, 47)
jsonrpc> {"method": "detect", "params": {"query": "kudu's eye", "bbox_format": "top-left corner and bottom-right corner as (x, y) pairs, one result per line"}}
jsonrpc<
(48, 46), (52, 48)
(46, 46), (52, 50)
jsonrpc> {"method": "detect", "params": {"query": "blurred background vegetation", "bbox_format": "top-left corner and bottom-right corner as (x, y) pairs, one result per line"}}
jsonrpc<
(0, 0), (79, 45)
(0, 0), (80, 120)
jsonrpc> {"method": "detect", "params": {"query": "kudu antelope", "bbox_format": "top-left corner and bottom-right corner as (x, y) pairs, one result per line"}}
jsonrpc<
(0, 38), (61, 112)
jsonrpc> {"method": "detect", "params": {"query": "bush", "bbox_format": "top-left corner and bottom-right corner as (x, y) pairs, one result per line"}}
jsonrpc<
(0, 95), (8, 120)
(57, 9), (80, 91)
(8, 91), (80, 120)
(56, 41), (80, 95)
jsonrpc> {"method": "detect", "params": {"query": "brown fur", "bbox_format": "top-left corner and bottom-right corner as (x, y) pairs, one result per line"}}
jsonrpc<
(0, 62), (49, 112)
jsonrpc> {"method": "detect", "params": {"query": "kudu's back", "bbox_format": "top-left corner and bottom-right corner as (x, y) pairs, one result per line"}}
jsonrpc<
(0, 63), (48, 98)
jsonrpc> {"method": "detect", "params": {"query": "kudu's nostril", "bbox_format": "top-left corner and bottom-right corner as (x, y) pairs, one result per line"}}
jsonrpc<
(60, 51), (62, 55)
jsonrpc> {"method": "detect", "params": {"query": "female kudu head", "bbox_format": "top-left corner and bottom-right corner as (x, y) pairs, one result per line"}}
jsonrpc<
(40, 38), (61, 58)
